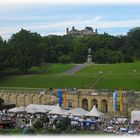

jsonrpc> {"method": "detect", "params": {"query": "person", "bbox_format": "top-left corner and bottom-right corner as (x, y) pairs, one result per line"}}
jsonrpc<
(23, 125), (29, 134)
(53, 124), (56, 130)
(80, 122), (84, 130)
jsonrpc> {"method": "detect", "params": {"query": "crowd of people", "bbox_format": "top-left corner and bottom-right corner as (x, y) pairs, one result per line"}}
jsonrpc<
(0, 109), (140, 135)
(103, 117), (140, 135)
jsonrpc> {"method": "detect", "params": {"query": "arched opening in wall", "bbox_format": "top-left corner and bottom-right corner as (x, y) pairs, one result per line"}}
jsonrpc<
(101, 99), (108, 113)
(40, 95), (46, 105)
(17, 95), (24, 107)
(1, 94), (8, 104)
(82, 98), (88, 110)
(9, 94), (15, 104)
(24, 95), (31, 106)
(32, 95), (39, 104)
(91, 99), (98, 109)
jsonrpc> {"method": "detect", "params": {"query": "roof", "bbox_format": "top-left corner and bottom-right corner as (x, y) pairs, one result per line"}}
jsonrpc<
(49, 104), (69, 115)
(68, 108), (88, 117)
(85, 105), (104, 117)
(85, 26), (93, 31)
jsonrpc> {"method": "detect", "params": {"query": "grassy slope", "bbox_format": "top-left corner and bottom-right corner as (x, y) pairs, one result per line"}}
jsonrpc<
(0, 74), (95, 88)
(0, 62), (139, 90)
(28, 63), (75, 74)
(77, 62), (140, 90)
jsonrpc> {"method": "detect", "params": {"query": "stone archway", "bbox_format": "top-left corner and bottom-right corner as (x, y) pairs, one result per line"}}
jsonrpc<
(32, 95), (40, 104)
(1, 94), (8, 104)
(82, 98), (88, 110)
(91, 99), (98, 108)
(17, 95), (24, 107)
(24, 95), (31, 106)
(9, 94), (14, 104)
(40, 95), (46, 105)
(101, 99), (108, 113)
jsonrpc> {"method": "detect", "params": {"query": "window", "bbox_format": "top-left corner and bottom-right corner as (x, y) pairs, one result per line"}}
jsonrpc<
(68, 101), (72, 108)
(116, 104), (120, 112)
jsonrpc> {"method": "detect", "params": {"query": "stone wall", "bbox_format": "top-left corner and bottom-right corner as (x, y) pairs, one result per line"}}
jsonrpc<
(0, 87), (136, 117)
(0, 87), (58, 107)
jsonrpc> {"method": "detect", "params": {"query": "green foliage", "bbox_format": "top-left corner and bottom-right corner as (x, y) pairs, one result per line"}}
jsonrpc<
(59, 55), (71, 64)
(55, 117), (71, 131)
(0, 37), (9, 74)
(33, 120), (43, 130)
(47, 117), (71, 134)
(123, 54), (134, 63)
(0, 62), (140, 90)
(126, 27), (140, 59)
(40, 114), (50, 123)
(8, 29), (42, 74)
(0, 27), (140, 88)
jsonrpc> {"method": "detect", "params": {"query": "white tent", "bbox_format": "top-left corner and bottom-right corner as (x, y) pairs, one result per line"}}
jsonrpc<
(85, 105), (104, 118)
(49, 104), (69, 116)
(131, 110), (140, 123)
(68, 108), (88, 117)
(25, 104), (51, 114)
(9, 107), (25, 113)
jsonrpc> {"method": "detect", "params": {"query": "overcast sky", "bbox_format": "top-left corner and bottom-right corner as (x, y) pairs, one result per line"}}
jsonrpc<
(0, 0), (140, 40)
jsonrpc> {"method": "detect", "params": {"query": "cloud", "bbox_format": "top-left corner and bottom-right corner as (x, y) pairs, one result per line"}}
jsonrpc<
(1, 16), (140, 40)
(17, 17), (140, 30)
(0, 0), (140, 4)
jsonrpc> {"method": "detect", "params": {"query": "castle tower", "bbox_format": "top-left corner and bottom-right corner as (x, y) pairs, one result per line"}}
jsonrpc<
(66, 27), (69, 35)
(72, 26), (75, 30)
(95, 28), (98, 34)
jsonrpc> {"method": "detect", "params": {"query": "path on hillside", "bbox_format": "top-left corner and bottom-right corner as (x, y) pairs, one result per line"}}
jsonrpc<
(63, 63), (88, 75)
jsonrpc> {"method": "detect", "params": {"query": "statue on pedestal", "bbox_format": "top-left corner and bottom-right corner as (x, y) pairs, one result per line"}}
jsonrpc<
(87, 48), (92, 64)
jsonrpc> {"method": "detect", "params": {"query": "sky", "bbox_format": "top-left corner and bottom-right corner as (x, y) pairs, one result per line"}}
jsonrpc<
(0, 0), (140, 40)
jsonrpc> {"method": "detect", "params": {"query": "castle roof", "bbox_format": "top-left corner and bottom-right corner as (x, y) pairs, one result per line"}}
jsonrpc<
(85, 26), (93, 31)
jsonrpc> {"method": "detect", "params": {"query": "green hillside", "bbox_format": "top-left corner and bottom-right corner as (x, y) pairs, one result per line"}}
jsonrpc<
(0, 62), (139, 90)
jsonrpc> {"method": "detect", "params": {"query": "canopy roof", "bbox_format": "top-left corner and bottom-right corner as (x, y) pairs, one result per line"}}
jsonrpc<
(68, 108), (88, 117)
(85, 105), (104, 117)
(131, 110), (140, 123)
(49, 104), (69, 115)
(9, 107), (25, 113)
(25, 104), (51, 114)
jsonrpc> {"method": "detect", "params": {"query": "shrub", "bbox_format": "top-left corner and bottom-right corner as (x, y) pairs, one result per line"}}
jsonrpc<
(33, 120), (43, 130)
(59, 55), (71, 64)
(40, 115), (50, 123)
(123, 55), (134, 63)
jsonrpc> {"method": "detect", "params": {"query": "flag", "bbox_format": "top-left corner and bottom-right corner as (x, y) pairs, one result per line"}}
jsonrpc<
(58, 89), (63, 107)
(64, 91), (67, 107)
(119, 91), (123, 112)
(113, 91), (118, 111)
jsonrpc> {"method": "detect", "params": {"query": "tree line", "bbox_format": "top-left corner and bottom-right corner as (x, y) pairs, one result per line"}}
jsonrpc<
(0, 27), (140, 75)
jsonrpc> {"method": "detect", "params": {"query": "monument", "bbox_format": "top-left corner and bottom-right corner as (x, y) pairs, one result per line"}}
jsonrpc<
(87, 48), (92, 64)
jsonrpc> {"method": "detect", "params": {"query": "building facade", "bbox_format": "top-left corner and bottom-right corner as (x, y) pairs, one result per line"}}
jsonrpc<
(0, 87), (139, 118)
(66, 26), (97, 36)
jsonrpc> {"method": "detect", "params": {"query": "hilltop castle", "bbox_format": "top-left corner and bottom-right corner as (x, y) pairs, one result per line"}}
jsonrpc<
(66, 26), (97, 35)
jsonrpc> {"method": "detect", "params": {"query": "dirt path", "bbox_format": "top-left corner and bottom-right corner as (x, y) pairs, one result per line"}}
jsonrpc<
(63, 63), (88, 75)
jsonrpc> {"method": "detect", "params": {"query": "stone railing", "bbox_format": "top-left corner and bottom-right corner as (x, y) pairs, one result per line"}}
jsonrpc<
(0, 87), (48, 94)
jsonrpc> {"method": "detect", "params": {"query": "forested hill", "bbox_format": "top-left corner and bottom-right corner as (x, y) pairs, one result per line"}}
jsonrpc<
(0, 27), (140, 75)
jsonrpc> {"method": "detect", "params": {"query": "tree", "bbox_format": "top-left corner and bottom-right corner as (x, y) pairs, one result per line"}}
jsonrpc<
(126, 27), (140, 59)
(59, 55), (71, 64)
(8, 29), (42, 74)
(72, 41), (87, 63)
(0, 37), (12, 76)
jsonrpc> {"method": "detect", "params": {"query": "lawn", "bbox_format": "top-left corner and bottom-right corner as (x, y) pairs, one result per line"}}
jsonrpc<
(77, 61), (140, 90)
(28, 63), (75, 74)
(0, 74), (96, 89)
(0, 128), (111, 135)
(0, 62), (140, 90)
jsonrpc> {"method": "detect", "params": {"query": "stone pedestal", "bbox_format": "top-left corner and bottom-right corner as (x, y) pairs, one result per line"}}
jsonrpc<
(87, 54), (92, 64)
